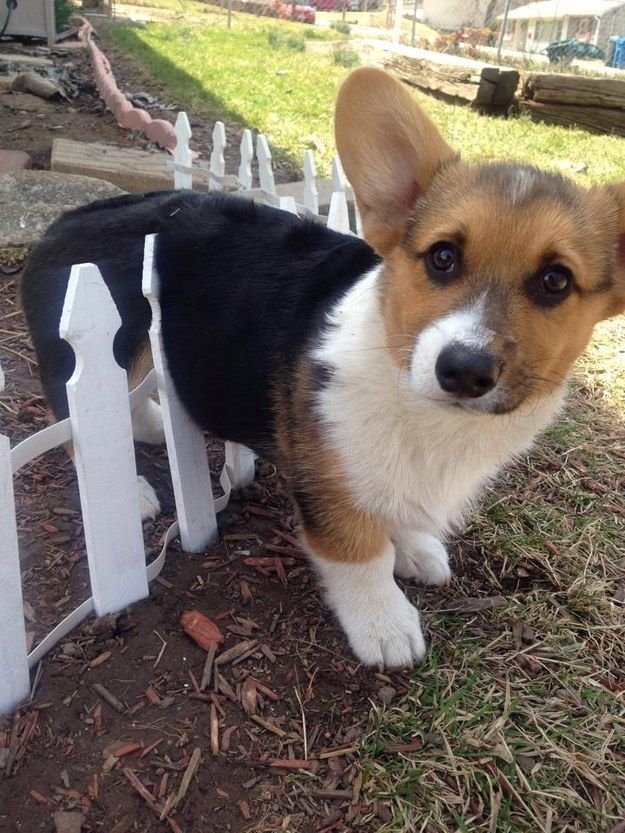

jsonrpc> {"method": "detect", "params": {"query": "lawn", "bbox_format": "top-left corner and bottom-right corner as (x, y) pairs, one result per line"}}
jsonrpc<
(110, 9), (625, 831)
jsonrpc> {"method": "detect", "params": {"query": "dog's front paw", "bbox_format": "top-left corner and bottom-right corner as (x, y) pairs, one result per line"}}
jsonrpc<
(339, 588), (427, 669)
(394, 531), (451, 585)
(137, 475), (161, 521)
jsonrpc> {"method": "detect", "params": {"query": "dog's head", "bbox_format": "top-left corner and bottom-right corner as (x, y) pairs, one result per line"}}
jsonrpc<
(335, 68), (625, 414)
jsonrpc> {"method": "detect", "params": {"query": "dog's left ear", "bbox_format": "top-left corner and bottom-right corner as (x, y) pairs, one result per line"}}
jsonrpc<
(335, 67), (457, 255)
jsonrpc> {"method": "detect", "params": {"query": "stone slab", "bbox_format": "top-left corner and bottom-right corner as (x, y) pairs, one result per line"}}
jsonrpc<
(0, 170), (125, 245)
(0, 91), (58, 112)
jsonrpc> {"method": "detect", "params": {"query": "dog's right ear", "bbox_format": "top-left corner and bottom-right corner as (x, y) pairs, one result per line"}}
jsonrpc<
(335, 67), (457, 256)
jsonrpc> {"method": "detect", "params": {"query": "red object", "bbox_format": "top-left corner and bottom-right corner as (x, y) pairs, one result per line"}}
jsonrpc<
(180, 610), (224, 650)
(270, 1), (316, 23)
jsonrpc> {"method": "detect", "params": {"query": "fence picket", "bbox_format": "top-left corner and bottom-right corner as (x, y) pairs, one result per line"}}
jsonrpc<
(0, 362), (30, 714)
(174, 112), (193, 190)
(59, 263), (149, 616)
(225, 442), (256, 489)
(256, 134), (276, 196)
(303, 150), (319, 215)
(238, 129), (253, 191)
(209, 121), (227, 192)
(331, 155), (346, 193)
(327, 191), (351, 234)
(279, 195), (298, 215)
(142, 234), (218, 552)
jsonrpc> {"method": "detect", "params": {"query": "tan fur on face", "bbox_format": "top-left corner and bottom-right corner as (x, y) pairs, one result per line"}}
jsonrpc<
(336, 68), (625, 411)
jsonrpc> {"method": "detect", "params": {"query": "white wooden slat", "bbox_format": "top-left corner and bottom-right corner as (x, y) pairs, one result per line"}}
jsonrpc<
(142, 234), (218, 552)
(327, 190), (351, 234)
(225, 442), (256, 490)
(209, 121), (227, 192)
(0, 361), (30, 714)
(279, 195), (298, 215)
(303, 149), (319, 215)
(238, 129), (253, 191)
(174, 112), (193, 190)
(256, 134), (276, 196)
(60, 263), (149, 616)
(332, 155), (346, 192)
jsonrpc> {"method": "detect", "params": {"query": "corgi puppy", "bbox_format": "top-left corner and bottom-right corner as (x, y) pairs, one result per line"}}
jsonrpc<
(20, 68), (625, 668)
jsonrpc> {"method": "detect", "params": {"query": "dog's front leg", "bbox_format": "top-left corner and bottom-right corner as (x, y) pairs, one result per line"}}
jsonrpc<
(304, 527), (427, 669)
(392, 529), (451, 586)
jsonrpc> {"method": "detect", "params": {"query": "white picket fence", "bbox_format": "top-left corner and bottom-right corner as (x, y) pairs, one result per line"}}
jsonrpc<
(0, 114), (360, 714)
(171, 112), (358, 235)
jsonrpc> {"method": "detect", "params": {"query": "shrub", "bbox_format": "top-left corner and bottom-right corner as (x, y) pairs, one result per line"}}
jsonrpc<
(333, 48), (359, 67)
(330, 20), (351, 36)
(55, 0), (76, 29)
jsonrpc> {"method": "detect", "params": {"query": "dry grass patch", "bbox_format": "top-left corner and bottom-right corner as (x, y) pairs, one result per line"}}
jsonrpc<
(359, 316), (625, 832)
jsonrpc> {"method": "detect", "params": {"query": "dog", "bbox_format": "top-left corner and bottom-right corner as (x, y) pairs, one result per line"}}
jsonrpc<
(20, 68), (625, 669)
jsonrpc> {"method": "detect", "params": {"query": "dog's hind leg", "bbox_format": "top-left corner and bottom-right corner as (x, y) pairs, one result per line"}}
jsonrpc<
(128, 341), (166, 446)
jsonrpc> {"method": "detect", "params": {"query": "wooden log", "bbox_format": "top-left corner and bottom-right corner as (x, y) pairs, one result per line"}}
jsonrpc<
(524, 73), (625, 110)
(371, 42), (519, 109)
(519, 100), (625, 137)
(51, 138), (210, 193)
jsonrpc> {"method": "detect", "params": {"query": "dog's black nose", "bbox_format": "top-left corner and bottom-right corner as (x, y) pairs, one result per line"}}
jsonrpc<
(435, 344), (501, 399)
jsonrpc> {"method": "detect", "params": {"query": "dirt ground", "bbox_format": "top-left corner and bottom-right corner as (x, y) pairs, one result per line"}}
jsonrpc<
(0, 26), (401, 833)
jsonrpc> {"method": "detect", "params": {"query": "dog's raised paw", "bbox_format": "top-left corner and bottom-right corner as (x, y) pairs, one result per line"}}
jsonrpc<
(339, 588), (427, 669)
(394, 531), (451, 585)
(137, 475), (161, 521)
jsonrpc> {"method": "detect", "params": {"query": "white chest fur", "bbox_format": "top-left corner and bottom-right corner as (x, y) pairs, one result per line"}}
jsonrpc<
(314, 268), (564, 536)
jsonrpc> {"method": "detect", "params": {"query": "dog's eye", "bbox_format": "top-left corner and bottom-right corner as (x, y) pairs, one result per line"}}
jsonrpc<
(425, 242), (461, 282)
(541, 267), (571, 295)
(528, 265), (573, 308)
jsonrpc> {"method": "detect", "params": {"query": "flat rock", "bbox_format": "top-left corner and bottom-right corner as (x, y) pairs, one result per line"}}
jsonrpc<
(0, 52), (54, 68)
(0, 91), (57, 112)
(0, 150), (32, 171)
(0, 170), (125, 245)
(0, 73), (17, 91)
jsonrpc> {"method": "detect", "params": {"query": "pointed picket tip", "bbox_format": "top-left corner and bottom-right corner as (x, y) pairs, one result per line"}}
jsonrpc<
(238, 129), (254, 190)
(240, 129), (253, 156)
(60, 262), (121, 345)
(332, 155), (346, 192)
(303, 149), (317, 178)
(175, 111), (192, 143)
(213, 121), (226, 145)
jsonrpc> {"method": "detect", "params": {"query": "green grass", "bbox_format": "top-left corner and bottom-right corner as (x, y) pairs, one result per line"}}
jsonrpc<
(110, 8), (625, 184)
(109, 8), (625, 829)
(109, 14), (346, 175)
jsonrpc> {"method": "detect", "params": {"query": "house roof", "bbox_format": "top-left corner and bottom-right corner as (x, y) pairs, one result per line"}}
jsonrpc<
(502, 0), (625, 20)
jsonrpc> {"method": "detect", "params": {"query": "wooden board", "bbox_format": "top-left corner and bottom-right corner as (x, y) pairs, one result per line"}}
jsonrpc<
(51, 138), (211, 193)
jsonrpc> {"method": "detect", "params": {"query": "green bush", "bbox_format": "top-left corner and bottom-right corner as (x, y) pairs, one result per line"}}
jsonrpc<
(333, 48), (359, 67)
(55, 0), (76, 29)
(267, 28), (304, 51)
(330, 20), (351, 36)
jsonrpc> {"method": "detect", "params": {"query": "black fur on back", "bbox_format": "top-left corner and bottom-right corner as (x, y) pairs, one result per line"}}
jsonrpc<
(20, 190), (379, 457)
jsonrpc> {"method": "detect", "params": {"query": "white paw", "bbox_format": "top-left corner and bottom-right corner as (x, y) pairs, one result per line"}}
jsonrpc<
(307, 545), (428, 669)
(339, 587), (427, 669)
(132, 398), (166, 445)
(137, 475), (161, 521)
(394, 531), (451, 585)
